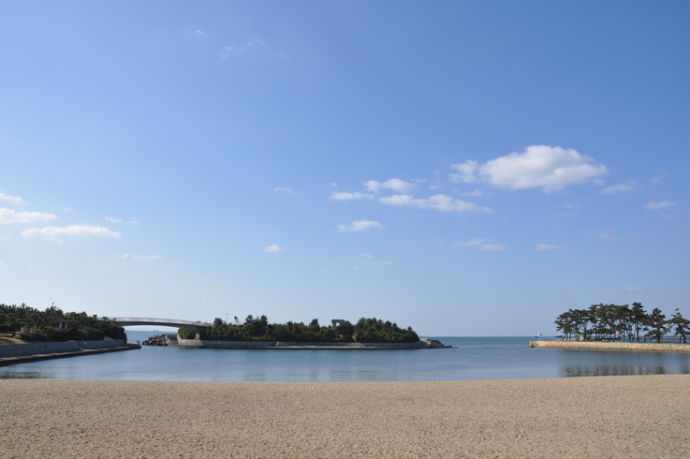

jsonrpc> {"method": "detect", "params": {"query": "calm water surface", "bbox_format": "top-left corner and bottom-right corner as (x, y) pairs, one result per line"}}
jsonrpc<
(2, 332), (690, 382)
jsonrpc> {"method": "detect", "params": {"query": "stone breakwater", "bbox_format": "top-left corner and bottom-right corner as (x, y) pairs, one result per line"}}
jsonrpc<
(142, 334), (178, 346)
(529, 340), (690, 353)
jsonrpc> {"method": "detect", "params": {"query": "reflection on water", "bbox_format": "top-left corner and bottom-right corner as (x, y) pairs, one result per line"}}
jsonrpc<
(3, 333), (690, 382)
(561, 364), (690, 377)
(561, 365), (664, 377)
(0, 370), (45, 379)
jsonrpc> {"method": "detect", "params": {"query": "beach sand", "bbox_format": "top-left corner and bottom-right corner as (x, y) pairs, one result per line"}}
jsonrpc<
(1, 375), (689, 458)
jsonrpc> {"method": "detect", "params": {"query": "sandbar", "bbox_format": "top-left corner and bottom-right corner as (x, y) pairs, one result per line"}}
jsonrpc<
(1, 375), (689, 458)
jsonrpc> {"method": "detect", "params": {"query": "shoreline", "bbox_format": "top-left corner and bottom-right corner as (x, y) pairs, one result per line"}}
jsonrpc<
(530, 339), (690, 353)
(175, 336), (450, 349)
(0, 341), (141, 367)
(1, 375), (689, 458)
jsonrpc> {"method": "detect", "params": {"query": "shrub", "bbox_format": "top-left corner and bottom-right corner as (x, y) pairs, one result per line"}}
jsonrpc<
(178, 328), (197, 339)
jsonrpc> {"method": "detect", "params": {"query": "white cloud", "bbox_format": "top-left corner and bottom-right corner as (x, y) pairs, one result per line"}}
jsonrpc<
(22, 225), (121, 241)
(536, 244), (565, 251)
(263, 243), (283, 253)
(450, 145), (607, 192)
(194, 29), (206, 39)
(601, 182), (635, 194)
(455, 239), (507, 251)
(449, 160), (480, 184)
(274, 187), (294, 195)
(0, 192), (24, 205)
(121, 253), (160, 261)
(643, 201), (674, 210)
(365, 178), (415, 193)
(338, 220), (383, 232)
(105, 216), (138, 224)
(624, 286), (644, 293)
(329, 191), (374, 201)
(379, 194), (490, 213)
(63, 207), (73, 212)
(0, 208), (57, 224)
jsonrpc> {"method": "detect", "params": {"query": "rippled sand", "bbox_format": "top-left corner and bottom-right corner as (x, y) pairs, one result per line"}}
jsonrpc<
(1, 375), (689, 458)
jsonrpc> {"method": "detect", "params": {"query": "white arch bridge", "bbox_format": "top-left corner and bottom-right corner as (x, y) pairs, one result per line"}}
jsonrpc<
(113, 317), (211, 333)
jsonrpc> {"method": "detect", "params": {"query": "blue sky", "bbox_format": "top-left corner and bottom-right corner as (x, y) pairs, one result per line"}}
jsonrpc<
(1, 1), (689, 335)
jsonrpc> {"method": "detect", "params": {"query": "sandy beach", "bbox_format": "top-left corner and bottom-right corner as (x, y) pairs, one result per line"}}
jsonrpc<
(1, 375), (689, 458)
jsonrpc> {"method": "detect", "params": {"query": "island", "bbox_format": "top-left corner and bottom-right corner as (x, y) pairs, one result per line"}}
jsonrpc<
(145, 315), (450, 349)
(0, 303), (139, 365)
(530, 302), (690, 353)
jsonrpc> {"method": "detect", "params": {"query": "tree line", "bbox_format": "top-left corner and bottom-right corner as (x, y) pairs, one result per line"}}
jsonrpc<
(555, 303), (690, 343)
(180, 315), (420, 343)
(0, 303), (126, 342)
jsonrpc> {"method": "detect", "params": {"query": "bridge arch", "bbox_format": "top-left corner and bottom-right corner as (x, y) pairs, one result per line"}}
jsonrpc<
(113, 318), (211, 334)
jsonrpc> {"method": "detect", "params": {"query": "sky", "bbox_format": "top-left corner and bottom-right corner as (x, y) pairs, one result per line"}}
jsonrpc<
(1, 0), (689, 335)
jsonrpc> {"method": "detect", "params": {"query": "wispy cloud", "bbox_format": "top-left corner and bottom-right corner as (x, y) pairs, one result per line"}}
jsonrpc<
(364, 178), (415, 193)
(643, 201), (674, 210)
(352, 253), (392, 269)
(105, 216), (138, 224)
(601, 182), (635, 194)
(462, 189), (488, 197)
(379, 194), (490, 213)
(536, 243), (565, 251)
(22, 225), (121, 242)
(0, 208), (57, 224)
(194, 29), (206, 39)
(624, 285), (645, 293)
(455, 238), (507, 251)
(0, 192), (24, 205)
(273, 187), (294, 195)
(263, 243), (283, 254)
(330, 191), (374, 201)
(121, 253), (161, 261)
(220, 38), (267, 59)
(338, 220), (383, 232)
(598, 231), (618, 241)
(651, 169), (672, 184)
(220, 37), (289, 60)
(450, 145), (607, 192)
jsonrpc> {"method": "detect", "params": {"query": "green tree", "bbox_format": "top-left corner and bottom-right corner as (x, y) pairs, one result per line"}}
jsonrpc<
(645, 308), (667, 343)
(666, 308), (690, 344)
(630, 302), (648, 342)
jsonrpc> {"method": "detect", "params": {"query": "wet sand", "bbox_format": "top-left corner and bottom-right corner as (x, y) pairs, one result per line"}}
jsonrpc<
(1, 375), (689, 458)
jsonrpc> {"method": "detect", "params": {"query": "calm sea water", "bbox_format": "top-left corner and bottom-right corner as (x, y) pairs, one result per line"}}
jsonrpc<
(2, 331), (690, 382)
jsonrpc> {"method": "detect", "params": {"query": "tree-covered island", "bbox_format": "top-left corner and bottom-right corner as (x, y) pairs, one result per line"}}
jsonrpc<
(179, 316), (420, 343)
(554, 303), (690, 343)
(0, 303), (126, 342)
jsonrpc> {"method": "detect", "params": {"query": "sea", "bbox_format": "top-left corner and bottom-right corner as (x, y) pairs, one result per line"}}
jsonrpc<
(2, 331), (690, 382)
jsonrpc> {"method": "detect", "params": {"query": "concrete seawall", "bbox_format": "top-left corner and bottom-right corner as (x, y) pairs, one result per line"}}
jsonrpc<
(0, 340), (141, 366)
(529, 340), (690, 353)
